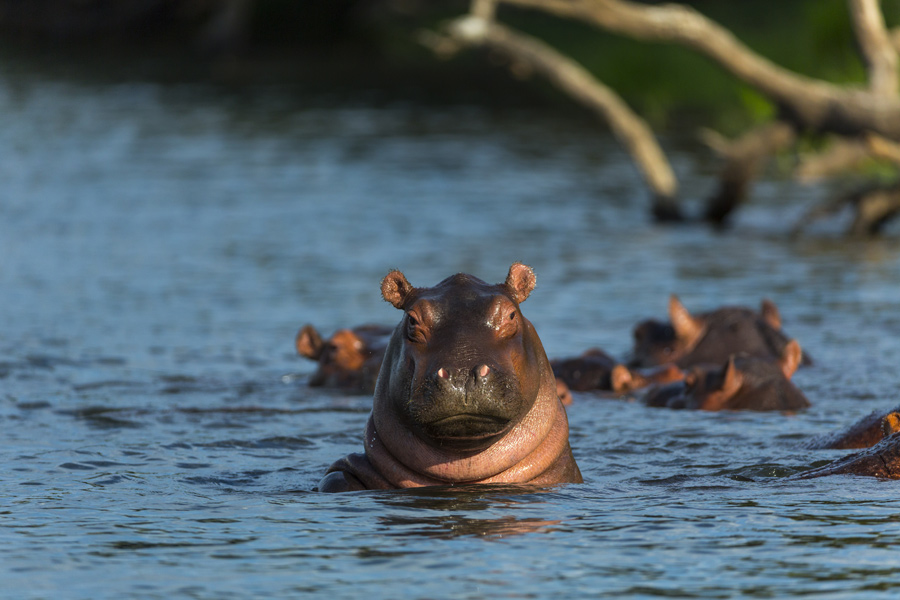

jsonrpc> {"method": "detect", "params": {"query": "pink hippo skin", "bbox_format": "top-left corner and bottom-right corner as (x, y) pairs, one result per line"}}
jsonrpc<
(296, 323), (393, 393)
(629, 296), (812, 369)
(317, 263), (582, 492)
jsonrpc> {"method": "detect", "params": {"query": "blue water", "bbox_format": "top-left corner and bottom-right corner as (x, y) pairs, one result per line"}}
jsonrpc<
(3, 57), (900, 599)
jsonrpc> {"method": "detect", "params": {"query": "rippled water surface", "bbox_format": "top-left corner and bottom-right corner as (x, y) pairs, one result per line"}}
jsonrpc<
(4, 55), (900, 599)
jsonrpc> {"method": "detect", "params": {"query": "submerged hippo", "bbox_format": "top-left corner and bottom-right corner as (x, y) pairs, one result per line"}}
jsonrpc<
(649, 340), (809, 411)
(629, 296), (811, 369)
(318, 263), (582, 492)
(798, 413), (900, 478)
(551, 348), (683, 394)
(295, 323), (393, 392)
(803, 405), (900, 450)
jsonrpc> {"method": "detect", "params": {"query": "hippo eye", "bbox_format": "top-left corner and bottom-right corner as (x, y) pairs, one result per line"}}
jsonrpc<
(406, 313), (426, 343)
(509, 311), (517, 321)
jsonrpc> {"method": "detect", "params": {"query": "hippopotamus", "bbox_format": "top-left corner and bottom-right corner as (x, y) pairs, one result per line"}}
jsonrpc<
(803, 404), (900, 450)
(295, 323), (393, 392)
(551, 348), (683, 394)
(317, 263), (582, 492)
(797, 413), (900, 478)
(629, 296), (811, 369)
(646, 340), (809, 411)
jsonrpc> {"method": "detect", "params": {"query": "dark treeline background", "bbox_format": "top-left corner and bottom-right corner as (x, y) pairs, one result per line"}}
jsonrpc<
(0, 0), (882, 130)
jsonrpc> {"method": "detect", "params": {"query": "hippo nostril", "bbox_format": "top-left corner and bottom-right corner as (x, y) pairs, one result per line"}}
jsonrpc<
(437, 367), (450, 379)
(477, 364), (490, 378)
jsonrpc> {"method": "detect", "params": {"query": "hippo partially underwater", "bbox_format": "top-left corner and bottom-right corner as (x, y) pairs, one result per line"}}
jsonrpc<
(296, 323), (393, 393)
(629, 296), (811, 369)
(317, 263), (582, 492)
(654, 340), (810, 412)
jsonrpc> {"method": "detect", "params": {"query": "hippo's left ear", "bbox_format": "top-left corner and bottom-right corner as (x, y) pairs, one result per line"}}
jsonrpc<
(720, 356), (744, 399)
(381, 270), (415, 309)
(505, 262), (536, 304)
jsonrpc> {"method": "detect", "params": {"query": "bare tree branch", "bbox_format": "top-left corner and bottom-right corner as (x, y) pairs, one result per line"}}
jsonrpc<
(499, 0), (900, 139)
(866, 132), (900, 165)
(794, 139), (872, 182)
(849, 0), (899, 96)
(441, 15), (680, 216)
(703, 121), (796, 225)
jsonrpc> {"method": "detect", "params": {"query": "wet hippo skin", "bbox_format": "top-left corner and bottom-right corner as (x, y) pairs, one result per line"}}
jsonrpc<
(802, 405), (900, 450)
(797, 413), (900, 478)
(318, 263), (582, 492)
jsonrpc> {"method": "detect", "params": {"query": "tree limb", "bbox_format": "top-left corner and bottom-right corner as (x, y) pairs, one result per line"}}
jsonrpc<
(849, 0), (898, 96)
(794, 139), (871, 182)
(704, 121), (797, 225)
(499, 0), (900, 139)
(441, 15), (680, 217)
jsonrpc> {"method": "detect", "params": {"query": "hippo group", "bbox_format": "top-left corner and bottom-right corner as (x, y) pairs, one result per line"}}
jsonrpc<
(296, 264), (893, 490)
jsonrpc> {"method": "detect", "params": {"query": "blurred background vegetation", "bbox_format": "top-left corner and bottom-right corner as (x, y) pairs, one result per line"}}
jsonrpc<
(0, 0), (892, 134)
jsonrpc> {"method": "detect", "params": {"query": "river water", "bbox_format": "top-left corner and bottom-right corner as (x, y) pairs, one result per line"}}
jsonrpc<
(3, 53), (900, 599)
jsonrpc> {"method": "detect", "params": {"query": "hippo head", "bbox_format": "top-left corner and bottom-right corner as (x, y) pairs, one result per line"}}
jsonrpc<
(375, 263), (545, 451)
(629, 296), (787, 368)
(296, 325), (370, 387)
(296, 324), (392, 390)
(679, 339), (806, 411)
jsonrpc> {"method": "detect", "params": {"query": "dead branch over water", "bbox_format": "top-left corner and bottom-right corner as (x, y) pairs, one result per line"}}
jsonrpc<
(427, 0), (900, 234)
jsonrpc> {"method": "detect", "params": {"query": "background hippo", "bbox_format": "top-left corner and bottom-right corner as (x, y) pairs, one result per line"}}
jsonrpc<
(797, 414), (900, 478)
(551, 348), (683, 394)
(647, 340), (809, 411)
(318, 263), (582, 492)
(629, 296), (811, 369)
(802, 405), (900, 450)
(295, 323), (393, 392)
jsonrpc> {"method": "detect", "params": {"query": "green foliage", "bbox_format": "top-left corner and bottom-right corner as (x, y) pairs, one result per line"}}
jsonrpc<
(478, 0), (872, 129)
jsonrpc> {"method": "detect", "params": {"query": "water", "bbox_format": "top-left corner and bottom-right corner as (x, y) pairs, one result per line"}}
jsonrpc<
(3, 55), (900, 599)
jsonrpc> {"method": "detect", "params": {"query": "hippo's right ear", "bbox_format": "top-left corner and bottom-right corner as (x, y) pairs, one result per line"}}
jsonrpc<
(761, 298), (782, 330)
(669, 295), (704, 346)
(505, 262), (536, 304)
(381, 270), (415, 309)
(296, 324), (325, 360)
(779, 339), (802, 379)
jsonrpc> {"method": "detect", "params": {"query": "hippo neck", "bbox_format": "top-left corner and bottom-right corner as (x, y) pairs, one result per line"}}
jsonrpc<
(367, 374), (570, 485)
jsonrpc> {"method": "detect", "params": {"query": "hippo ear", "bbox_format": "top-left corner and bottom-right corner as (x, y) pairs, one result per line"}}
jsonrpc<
(381, 270), (415, 309)
(882, 412), (900, 436)
(779, 339), (802, 379)
(720, 356), (744, 399)
(761, 298), (782, 330)
(668, 295), (704, 346)
(296, 324), (324, 360)
(505, 262), (536, 304)
(611, 364), (637, 393)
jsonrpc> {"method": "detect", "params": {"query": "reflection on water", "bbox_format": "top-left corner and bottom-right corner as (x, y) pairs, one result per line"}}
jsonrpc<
(3, 51), (900, 599)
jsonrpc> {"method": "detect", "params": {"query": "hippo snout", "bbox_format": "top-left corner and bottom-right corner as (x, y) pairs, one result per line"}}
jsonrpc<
(430, 364), (495, 396)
